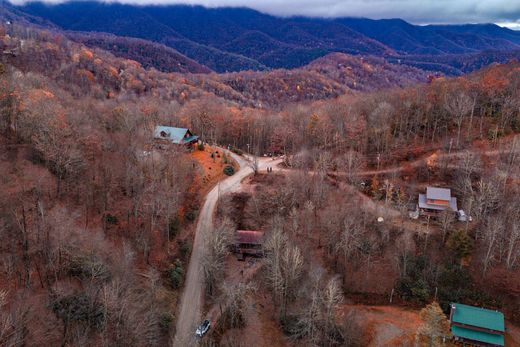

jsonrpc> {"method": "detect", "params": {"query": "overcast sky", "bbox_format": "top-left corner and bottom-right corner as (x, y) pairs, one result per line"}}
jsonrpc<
(10, 0), (520, 29)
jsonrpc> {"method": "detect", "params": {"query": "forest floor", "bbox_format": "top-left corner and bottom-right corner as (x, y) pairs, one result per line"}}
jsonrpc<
(340, 304), (420, 346)
(506, 324), (520, 346)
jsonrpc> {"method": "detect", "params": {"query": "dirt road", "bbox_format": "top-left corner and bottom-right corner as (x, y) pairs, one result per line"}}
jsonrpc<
(355, 141), (520, 178)
(173, 153), (279, 346)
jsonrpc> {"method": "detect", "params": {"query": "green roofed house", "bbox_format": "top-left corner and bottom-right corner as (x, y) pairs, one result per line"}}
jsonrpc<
(154, 126), (199, 146)
(450, 303), (505, 346)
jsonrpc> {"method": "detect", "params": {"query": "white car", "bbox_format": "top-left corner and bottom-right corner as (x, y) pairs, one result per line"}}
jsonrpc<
(195, 319), (210, 338)
(457, 210), (472, 222)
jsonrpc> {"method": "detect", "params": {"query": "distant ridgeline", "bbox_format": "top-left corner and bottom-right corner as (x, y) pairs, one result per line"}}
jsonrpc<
(4, 1), (520, 74)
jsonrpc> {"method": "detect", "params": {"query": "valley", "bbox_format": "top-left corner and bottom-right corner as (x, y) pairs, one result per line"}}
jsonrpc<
(0, 2), (519, 347)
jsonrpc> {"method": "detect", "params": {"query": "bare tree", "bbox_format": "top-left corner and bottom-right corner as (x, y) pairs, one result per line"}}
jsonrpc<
(0, 291), (30, 347)
(468, 177), (501, 231)
(219, 282), (254, 328)
(444, 91), (473, 148)
(295, 273), (344, 346)
(296, 274), (322, 344)
(338, 150), (364, 184)
(201, 218), (233, 296)
(482, 217), (503, 275)
(437, 209), (454, 243)
(334, 211), (364, 275)
(322, 277), (343, 338)
(367, 101), (394, 154)
(504, 193), (520, 270)
(264, 226), (304, 320)
(505, 220), (520, 270)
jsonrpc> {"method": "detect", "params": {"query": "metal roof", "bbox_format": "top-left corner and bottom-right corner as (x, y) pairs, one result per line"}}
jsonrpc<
(451, 303), (505, 332)
(418, 194), (457, 211)
(154, 126), (198, 144)
(236, 230), (264, 245)
(451, 326), (504, 346)
(426, 187), (452, 201)
(183, 135), (199, 143)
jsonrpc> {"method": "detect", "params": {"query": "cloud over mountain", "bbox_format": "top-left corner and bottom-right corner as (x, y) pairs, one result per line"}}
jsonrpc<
(7, 0), (520, 27)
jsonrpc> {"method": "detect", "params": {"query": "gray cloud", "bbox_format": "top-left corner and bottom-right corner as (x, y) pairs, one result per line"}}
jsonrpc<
(8, 0), (520, 28)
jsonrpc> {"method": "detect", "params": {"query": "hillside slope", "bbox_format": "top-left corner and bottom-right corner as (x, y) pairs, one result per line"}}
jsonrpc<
(0, 22), (428, 108)
(66, 32), (212, 74)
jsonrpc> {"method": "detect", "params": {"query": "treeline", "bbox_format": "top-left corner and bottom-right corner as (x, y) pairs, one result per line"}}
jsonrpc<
(199, 61), (520, 162)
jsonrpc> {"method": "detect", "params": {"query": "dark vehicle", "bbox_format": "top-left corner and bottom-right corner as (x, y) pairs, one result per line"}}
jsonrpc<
(195, 319), (210, 338)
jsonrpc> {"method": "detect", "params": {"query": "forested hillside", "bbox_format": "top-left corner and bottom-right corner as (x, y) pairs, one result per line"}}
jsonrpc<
(67, 32), (212, 74)
(0, 24), (431, 109)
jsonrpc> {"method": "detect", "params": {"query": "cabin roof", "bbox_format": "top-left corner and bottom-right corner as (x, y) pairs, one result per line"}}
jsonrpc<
(450, 303), (505, 346)
(418, 194), (457, 211)
(154, 126), (198, 144)
(451, 303), (505, 332)
(236, 230), (264, 245)
(426, 187), (451, 201)
(451, 326), (504, 346)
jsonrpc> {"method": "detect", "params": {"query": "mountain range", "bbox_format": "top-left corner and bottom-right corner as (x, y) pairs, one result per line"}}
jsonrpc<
(2, 1), (520, 75)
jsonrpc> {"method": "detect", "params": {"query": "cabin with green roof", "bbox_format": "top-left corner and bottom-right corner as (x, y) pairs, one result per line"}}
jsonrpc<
(154, 126), (199, 146)
(450, 303), (505, 346)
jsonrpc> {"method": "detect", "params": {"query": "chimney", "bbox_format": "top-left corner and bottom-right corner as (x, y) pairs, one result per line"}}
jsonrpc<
(449, 304), (456, 322)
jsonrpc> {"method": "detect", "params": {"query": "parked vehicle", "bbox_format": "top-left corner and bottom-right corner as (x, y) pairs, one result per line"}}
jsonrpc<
(195, 319), (210, 338)
(457, 210), (472, 222)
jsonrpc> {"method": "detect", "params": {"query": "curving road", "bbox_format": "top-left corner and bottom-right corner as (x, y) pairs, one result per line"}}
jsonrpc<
(172, 152), (279, 346)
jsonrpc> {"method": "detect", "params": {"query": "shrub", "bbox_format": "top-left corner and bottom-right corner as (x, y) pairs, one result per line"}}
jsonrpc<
(395, 254), (431, 303)
(105, 214), (118, 225)
(436, 263), (499, 312)
(159, 312), (174, 332)
(185, 209), (198, 222)
(447, 230), (473, 259)
(223, 165), (235, 176)
(167, 259), (184, 289)
(51, 293), (105, 329)
(231, 147), (243, 156)
(279, 314), (304, 336)
(177, 239), (192, 260)
(168, 217), (180, 238)
(396, 277), (430, 303)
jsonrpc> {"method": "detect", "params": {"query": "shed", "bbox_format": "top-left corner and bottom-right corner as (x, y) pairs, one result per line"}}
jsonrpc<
(450, 303), (505, 347)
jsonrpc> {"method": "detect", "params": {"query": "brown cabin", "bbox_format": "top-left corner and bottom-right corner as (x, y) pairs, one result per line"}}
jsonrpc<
(234, 230), (264, 260)
(418, 187), (458, 215)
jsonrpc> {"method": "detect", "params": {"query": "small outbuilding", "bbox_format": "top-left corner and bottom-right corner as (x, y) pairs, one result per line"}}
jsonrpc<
(449, 303), (505, 347)
(154, 126), (199, 146)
